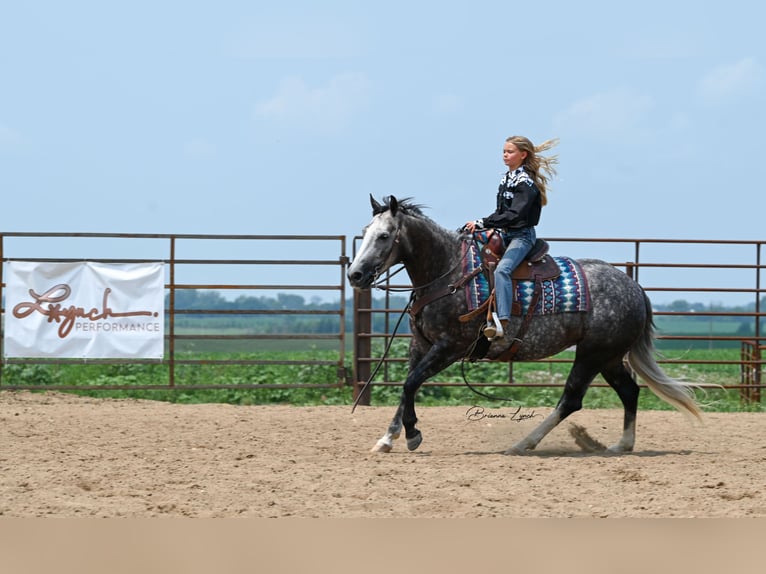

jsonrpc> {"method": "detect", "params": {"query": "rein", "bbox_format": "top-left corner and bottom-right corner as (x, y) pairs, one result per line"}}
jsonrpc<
(350, 236), (516, 411)
(350, 292), (415, 414)
(371, 239), (480, 320)
(459, 334), (517, 404)
(370, 255), (463, 295)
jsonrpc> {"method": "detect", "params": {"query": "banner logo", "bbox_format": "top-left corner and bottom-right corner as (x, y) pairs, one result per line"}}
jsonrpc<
(13, 284), (158, 339)
(4, 262), (165, 359)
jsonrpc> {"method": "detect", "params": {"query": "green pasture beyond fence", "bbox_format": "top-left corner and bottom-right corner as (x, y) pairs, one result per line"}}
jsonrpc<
(0, 233), (764, 404)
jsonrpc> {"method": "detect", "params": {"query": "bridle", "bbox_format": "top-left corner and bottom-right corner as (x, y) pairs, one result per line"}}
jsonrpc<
(370, 256), (463, 295)
(365, 224), (467, 297)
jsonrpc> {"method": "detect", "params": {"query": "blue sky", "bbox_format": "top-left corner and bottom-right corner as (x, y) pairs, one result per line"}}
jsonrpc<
(1, 1), (764, 303)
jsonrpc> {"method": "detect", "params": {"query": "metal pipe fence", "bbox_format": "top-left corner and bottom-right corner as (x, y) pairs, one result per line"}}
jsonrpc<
(0, 232), (349, 391)
(2, 233), (764, 402)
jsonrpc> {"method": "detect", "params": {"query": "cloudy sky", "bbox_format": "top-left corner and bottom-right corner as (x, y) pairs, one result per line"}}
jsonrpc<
(1, 1), (764, 302)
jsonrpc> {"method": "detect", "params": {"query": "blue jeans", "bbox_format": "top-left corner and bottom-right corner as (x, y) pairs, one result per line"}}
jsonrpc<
(494, 227), (536, 321)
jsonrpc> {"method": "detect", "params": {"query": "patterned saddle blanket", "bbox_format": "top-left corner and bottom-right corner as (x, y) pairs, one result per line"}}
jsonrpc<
(462, 236), (590, 316)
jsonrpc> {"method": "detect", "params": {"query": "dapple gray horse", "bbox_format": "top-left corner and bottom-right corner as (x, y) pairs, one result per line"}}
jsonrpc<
(347, 195), (701, 454)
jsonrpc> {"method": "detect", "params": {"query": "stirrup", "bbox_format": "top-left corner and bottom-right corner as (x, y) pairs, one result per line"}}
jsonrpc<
(483, 312), (504, 340)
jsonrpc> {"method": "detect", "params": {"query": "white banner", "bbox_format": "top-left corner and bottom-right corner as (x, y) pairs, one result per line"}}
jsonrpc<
(4, 261), (165, 359)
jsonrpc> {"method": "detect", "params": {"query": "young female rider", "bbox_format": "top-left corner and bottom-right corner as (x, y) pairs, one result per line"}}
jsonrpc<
(464, 135), (559, 339)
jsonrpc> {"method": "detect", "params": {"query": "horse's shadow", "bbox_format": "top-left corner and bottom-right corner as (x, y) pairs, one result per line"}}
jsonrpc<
(461, 448), (696, 458)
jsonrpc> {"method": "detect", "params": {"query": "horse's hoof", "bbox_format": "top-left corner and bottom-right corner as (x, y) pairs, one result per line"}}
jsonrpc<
(406, 431), (423, 451)
(503, 444), (529, 455)
(371, 439), (393, 453)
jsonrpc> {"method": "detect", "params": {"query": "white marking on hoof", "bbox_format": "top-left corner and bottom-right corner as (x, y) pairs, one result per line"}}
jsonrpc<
(371, 438), (393, 453)
(607, 421), (635, 454)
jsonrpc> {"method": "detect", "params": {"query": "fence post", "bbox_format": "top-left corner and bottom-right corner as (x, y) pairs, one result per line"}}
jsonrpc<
(756, 344), (763, 403)
(740, 340), (762, 403)
(168, 237), (176, 388)
(353, 288), (372, 406)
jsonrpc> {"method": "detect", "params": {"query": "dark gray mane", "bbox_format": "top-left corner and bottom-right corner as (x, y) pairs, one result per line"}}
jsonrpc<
(377, 196), (454, 237)
(375, 196), (428, 218)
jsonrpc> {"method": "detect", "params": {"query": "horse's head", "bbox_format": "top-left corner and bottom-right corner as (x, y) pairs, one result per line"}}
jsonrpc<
(347, 195), (405, 289)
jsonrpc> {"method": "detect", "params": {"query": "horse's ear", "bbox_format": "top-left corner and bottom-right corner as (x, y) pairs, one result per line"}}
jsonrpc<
(370, 194), (384, 215)
(389, 196), (399, 216)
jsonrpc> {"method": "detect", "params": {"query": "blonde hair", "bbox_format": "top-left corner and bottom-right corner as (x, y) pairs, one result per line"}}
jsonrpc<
(506, 136), (559, 206)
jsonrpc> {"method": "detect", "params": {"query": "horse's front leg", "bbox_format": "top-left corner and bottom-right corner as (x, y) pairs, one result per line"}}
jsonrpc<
(370, 342), (461, 453)
(369, 383), (424, 453)
(371, 403), (404, 453)
(402, 379), (424, 452)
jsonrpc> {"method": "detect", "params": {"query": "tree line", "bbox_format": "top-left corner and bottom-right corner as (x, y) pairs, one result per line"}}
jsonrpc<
(169, 291), (766, 335)
(169, 290), (412, 334)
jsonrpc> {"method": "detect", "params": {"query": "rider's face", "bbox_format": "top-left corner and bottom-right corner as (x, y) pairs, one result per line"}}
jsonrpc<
(503, 142), (528, 171)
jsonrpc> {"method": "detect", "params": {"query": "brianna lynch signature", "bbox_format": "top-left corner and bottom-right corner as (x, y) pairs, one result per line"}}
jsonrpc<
(12, 284), (158, 339)
(465, 405), (541, 423)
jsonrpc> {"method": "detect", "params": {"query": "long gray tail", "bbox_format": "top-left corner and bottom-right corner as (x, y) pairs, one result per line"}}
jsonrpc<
(626, 291), (703, 420)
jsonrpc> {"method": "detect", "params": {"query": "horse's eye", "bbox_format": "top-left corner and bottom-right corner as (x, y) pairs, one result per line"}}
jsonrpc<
(378, 233), (390, 241)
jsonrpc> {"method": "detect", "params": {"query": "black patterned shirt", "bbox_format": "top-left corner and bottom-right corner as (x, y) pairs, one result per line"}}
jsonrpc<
(481, 166), (542, 231)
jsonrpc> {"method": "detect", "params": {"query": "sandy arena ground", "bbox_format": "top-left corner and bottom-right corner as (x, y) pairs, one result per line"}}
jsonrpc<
(1, 391), (764, 518)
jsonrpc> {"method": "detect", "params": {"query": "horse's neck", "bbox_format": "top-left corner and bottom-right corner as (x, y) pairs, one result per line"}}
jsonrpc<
(400, 218), (461, 288)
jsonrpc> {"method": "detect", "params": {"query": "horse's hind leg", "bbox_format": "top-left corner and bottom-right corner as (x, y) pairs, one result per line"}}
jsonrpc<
(505, 358), (600, 454)
(600, 359), (640, 452)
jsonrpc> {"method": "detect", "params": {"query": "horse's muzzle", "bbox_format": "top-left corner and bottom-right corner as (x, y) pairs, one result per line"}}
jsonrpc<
(347, 268), (375, 289)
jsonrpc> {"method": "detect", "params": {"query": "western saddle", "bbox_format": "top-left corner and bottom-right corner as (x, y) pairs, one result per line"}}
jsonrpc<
(461, 230), (560, 360)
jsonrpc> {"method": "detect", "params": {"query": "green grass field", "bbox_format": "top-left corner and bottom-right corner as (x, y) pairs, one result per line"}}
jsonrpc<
(1, 342), (761, 412)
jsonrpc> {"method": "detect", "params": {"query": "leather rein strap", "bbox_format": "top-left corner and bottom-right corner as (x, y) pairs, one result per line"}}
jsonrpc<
(408, 265), (482, 318)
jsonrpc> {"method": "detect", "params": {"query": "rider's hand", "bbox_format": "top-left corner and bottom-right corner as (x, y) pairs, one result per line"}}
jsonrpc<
(463, 219), (483, 233)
